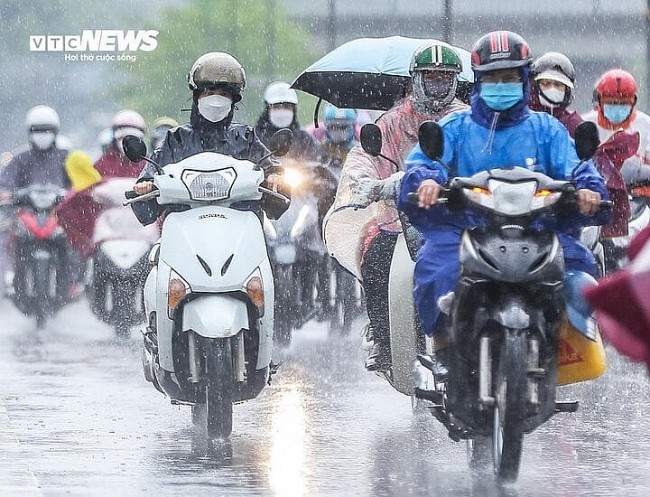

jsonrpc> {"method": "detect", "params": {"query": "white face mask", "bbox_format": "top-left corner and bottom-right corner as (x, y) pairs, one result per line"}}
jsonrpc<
(30, 131), (56, 150)
(198, 94), (232, 123)
(268, 108), (294, 128)
(540, 87), (566, 107)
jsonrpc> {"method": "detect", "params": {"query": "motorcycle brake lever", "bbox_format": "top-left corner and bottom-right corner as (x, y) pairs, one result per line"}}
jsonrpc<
(259, 186), (290, 206)
(122, 190), (160, 206)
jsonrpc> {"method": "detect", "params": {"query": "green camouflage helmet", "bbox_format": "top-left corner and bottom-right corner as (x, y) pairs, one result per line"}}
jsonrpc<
(410, 44), (463, 75)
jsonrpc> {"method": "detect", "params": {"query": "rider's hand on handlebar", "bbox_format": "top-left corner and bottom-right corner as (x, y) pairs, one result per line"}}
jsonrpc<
(417, 179), (443, 209)
(577, 189), (602, 216)
(133, 181), (155, 196)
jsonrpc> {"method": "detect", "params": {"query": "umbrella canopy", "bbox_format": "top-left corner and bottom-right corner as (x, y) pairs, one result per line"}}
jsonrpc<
(291, 36), (473, 111)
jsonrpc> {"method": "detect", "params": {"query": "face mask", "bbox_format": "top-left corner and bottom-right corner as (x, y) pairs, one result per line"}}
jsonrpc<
(30, 131), (56, 150)
(480, 82), (524, 111)
(198, 94), (232, 123)
(603, 103), (632, 125)
(423, 79), (453, 100)
(268, 108), (294, 128)
(540, 87), (566, 107)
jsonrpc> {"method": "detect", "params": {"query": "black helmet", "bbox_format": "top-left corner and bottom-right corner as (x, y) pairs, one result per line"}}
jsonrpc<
(471, 31), (532, 73)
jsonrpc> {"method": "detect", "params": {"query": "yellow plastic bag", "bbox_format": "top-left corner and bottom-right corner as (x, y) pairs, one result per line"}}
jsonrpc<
(557, 319), (607, 386)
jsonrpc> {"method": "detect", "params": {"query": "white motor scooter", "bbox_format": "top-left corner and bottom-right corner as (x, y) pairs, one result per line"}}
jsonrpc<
(123, 132), (291, 438)
(89, 177), (159, 337)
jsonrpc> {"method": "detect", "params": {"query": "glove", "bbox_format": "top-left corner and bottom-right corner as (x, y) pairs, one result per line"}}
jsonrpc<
(350, 172), (405, 208)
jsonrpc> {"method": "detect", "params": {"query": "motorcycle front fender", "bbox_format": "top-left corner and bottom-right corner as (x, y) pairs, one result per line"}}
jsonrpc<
(182, 295), (249, 339)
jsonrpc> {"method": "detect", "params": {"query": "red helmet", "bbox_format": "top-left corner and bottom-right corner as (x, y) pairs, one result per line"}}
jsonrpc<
(596, 69), (637, 103)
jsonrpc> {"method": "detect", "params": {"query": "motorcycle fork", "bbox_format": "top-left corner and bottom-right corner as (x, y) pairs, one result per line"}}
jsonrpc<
(188, 331), (200, 383)
(478, 335), (494, 409)
(478, 333), (541, 411)
(232, 332), (246, 383)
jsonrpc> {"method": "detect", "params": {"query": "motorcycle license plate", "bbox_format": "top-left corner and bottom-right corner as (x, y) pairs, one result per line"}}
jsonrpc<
(274, 244), (297, 264)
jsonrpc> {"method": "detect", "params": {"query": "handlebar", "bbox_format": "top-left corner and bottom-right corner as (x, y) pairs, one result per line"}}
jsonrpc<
(259, 186), (291, 206)
(123, 190), (160, 206)
(406, 189), (612, 212)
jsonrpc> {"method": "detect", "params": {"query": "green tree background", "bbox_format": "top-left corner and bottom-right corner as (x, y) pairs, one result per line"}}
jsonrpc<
(0, 0), (320, 154)
(121, 0), (319, 131)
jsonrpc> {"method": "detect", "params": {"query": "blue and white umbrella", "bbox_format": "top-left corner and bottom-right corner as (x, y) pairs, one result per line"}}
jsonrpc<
(292, 36), (473, 111)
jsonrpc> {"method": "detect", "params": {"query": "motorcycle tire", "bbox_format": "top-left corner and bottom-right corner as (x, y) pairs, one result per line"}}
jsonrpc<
(34, 258), (51, 329)
(203, 338), (234, 439)
(492, 331), (528, 482)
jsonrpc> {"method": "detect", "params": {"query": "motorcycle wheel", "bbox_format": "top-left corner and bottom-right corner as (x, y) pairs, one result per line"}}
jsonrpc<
(203, 338), (234, 439)
(492, 332), (527, 482)
(34, 258), (51, 329)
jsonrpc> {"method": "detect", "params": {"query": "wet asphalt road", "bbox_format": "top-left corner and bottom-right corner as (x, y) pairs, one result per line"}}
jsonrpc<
(1, 297), (650, 497)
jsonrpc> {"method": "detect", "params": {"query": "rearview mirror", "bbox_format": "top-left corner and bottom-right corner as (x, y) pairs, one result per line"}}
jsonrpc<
(269, 128), (293, 157)
(360, 123), (382, 157)
(418, 121), (444, 161)
(122, 135), (148, 162)
(574, 121), (600, 161)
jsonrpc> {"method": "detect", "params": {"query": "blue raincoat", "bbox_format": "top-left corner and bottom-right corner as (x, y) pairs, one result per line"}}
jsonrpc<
(398, 74), (610, 336)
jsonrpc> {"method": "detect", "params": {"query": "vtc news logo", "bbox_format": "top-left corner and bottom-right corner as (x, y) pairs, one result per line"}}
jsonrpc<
(29, 30), (158, 52)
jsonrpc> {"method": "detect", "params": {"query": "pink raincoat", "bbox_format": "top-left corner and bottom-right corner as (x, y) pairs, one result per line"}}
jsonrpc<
(323, 95), (467, 279)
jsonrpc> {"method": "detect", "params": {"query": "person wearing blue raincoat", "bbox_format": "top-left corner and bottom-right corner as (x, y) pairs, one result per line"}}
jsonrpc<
(398, 31), (610, 370)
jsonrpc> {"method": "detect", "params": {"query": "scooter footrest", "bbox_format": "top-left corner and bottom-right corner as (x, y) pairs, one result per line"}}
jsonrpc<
(555, 400), (579, 413)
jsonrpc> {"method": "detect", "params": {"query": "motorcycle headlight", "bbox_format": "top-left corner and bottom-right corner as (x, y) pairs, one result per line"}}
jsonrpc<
(181, 167), (236, 201)
(283, 168), (304, 190)
(464, 180), (549, 216)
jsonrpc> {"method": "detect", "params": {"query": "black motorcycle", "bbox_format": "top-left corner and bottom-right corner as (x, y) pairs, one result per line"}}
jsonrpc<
(410, 121), (608, 481)
(10, 184), (69, 327)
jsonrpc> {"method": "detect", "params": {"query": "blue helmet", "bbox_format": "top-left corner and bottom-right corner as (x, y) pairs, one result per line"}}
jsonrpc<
(324, 104), (357, 123)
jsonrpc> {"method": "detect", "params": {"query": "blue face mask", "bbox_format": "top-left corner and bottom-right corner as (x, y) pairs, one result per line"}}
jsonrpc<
(480, 82), (524, 111)
(603, 103), (632, 125)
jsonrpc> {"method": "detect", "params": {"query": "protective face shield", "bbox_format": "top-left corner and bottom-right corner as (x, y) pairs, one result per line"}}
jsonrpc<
(268, 108), (294, 128)
(198, 94), (233, 123)
(30, 131), (56, 151)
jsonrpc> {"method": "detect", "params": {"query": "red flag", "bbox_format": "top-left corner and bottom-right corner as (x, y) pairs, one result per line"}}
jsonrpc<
(585, 225), (650, 368)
